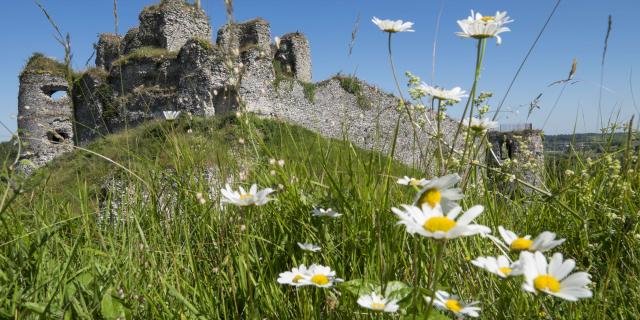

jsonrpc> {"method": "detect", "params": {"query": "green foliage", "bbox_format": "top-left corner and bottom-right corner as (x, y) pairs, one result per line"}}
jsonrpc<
(20, 53), (67, 79)
(0, 139), (18, 170)
(335, 75), (372, 109)
(112, 47), (177, 67)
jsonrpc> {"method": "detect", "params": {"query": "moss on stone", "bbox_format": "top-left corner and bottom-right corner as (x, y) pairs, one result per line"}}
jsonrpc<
(112, 46), (178, 66)
(335, 76), (372, 109)
(272, 60), (315, 103)
(20, 53), (68, 79)
(192, 37), (214, 51)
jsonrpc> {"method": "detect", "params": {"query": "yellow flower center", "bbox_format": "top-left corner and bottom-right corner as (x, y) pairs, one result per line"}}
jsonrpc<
(481, 16), (496, 22)
(445, 299), (462, 313)
(239, 194), (252, 200)
(409, 178), (420, 186)
(534, 275), (561, 293)
(510, 238), (533, 251)
(498, 267), (512, 276)
(423, 216), (456, 233)
(310, 274), (330, 286)
(292, 274), (303, 283)
(370, 302), (386, 310)
(419, 188), (441, 208)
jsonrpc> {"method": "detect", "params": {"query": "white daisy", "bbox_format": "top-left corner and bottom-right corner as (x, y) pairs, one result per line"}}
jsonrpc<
(520, 251), (592, 301)
(397, 176), (429, 187)
(277, 264), (311, 287)
(357, 292), (400, 313)
(297, 242), (321, 252)
(413, 174), (464, 210)
(220, 184), (274, 207)
(391, 204), (491, 239)
(468, 117), (498, 133)
(299, 264), (342, 288)
(456, 11), (513, 45)
(371, 17), (415, 33)
(471, 255), (523, 278)
(162, 111), (181, 120)
(498, 226), (565, 252)
(311, 207), (342, 218)
(426, 290), (481, 318)
(418, 83), (468, 103)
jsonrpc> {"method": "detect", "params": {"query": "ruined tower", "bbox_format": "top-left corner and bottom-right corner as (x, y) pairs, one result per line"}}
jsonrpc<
(487, 127), (545, 191)
(17, 54), (74, 170)
(121, 0), (212, 54)
(274, 32), (312, 82)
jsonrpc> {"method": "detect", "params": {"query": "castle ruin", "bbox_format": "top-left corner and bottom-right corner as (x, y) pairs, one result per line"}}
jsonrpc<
(17, 0), (509, 179)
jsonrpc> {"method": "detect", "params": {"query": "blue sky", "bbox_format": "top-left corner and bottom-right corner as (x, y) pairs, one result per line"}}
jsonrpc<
(1, 0), (639, 140)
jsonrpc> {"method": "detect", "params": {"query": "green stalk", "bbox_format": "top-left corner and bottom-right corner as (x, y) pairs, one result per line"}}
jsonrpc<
(424, 240), (447, 319)
(446, 38), (486, 171)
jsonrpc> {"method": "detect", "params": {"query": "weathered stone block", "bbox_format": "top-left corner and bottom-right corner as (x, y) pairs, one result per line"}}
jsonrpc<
(95, 33), (121, 70)
(275, 32), (312, 82)
(216, 18), (271, 54)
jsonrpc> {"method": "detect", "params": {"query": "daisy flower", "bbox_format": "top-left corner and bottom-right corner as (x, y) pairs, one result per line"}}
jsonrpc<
(311, 207), (342, 218)
(520, 251), (592, 301)
(297, 242), (321, 252)
(426, 290), (481, 318)
(371, 17), (415, 33)
(220, 184), (274, 207)
(413, 174), (464, 210)
(299, 264), (342, 288)
(397, 176), (429, 187)
(456, 11), (513, 45)
(357, 292), (400, 313)
(162, 111), (181, 120)
(418, 83), (468, 103)
(498, 226), (565, 252)
(277, 264), (310, 287)
(468, 117), (498, 133)
(391, 204), (491, 239)
(471, 255), (523, 278)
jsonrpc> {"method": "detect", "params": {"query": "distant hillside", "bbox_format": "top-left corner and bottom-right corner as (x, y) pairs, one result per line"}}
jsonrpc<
(543, 132), (637, 153)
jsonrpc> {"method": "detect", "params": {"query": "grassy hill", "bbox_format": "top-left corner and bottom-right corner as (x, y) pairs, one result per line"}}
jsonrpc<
(0, 115), (638, 319)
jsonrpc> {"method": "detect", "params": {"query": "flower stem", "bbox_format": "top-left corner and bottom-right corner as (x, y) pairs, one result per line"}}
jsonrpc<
(435, 98), (445, 175)
(446, 38), (486, 171)
(424, 240), (447, 319)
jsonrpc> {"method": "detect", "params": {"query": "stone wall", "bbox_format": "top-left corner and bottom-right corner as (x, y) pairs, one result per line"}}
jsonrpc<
(274, 32), (312, 82)
(95, 33), (121, 70)
(487, 130), (545, 191)
(17, 56), (74, 170)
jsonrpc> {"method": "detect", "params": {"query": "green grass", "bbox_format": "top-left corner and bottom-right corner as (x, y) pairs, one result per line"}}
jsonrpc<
(112, 47), (177, 67)
(1, 114), (639, 319)
(20, 53), (68, 79)
(335, 75), (372, 109)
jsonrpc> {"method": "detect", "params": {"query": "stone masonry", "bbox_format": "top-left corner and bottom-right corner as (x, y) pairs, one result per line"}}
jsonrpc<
(17, 55), (74, 171)
(487, 130), (545, 191)
(17, 0), (505, 175)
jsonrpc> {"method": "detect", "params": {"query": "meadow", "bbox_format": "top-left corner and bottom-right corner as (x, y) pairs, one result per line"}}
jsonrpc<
(1, 3), (639, 320)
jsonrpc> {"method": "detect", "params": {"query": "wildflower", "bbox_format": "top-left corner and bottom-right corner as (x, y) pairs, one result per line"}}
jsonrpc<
(498, 226), (565, 252)
(520, 251), (592, 301)
(418, 83), (467, 103)
(187, 128), (193, 134)
(238, 138), (245, 145)
(471, 255), (523, 278)
(220, 184), (274, 207)
(456, 11), (513, 45)
(312, 207), (342, 218)
(564, 169), (575, 176)
(469, 117), (498, 133)
(277, 159), (285, 167)
(357, 292), (400, 313)
(269, 158), (276, 165)
(392, 204), (491, 239)
(270, 170), (276, 176)
(371, 17), (415, 33)
(277, 264), (311, 287)
(297, 242), (321, 252)
(162, 111), (181, 120)
(397, 176), (429, 187)
(413, 174), (464, 210)
(425, 290), (481, 318)
(299, 264), (342, 288)
(196, 192), (206, 204)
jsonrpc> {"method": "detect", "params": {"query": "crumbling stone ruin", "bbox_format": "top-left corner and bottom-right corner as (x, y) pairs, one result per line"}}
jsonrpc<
(487, 129), (545, 191)
(15, 0), (488, 175)
(17, 54), (74, 171)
